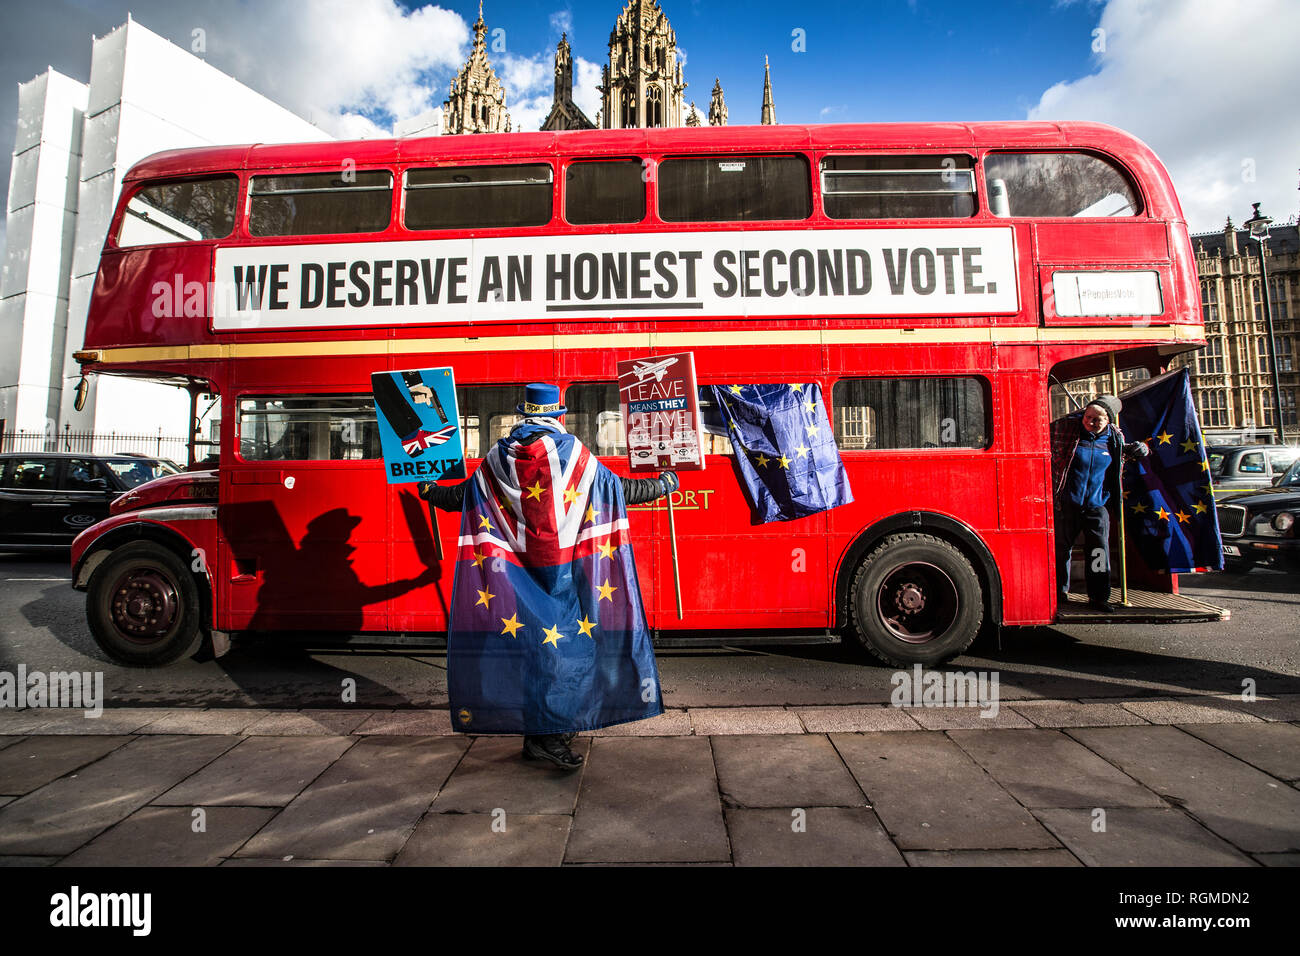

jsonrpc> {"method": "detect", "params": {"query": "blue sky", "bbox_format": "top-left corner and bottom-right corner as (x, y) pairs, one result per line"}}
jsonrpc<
(0, 0), (1297, 246)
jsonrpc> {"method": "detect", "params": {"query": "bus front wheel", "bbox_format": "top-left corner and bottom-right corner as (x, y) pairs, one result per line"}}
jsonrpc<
(849, 533), (984, 667)
(86, 542), (203, 667)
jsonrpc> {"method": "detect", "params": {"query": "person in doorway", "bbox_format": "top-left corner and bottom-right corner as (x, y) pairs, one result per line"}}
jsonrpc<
(420, 383), (677, 770)
(1051, 394), (1149, 612)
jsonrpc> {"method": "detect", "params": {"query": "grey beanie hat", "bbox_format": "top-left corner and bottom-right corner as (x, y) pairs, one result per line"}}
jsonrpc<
(1086, 394), (1122, 422)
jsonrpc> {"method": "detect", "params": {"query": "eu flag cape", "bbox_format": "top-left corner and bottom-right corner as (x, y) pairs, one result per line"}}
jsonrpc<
(707, 384), (854, 523)
(446, 420), (663, 735)
(1119, 368), (1224, 573)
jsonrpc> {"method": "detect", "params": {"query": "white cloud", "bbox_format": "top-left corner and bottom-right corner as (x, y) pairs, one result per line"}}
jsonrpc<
(575, 57), (603, 124)
(205, 0), (468, 136)
(550, 9), (574, 37)
(502, 53), (548, 97)
(1027, 0), (1300, 233)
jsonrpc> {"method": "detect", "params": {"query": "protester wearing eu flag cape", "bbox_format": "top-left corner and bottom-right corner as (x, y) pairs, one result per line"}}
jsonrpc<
(420, 384), (676, 771)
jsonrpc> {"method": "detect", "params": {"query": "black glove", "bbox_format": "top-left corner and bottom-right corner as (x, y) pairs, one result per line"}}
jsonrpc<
(417, 480), (433, 499)
(1122, 441), (1150, 459)
(659, 471), (679, 495)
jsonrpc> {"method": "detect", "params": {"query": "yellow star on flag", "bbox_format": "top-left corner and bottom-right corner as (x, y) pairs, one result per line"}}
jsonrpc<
(754, 452), (770, 468)
(777, 454), (791, 469)
(1200, 459), (1209, 472)
(1156, 507), (1170, 521)
(791, 383), (803, 392)
(1180, 438), (1197, 453)
(806, 424), (819, 437)
(525, 480), (545, 501)
(478, 514), (493, 531)
(542, 624), (564, 647)
(1201, 484), (1213, 496)
(475, 587), (495, 608)
(1193, 501), (1208, 514)
(597, 579), (618, 602)
(576, 615), (596, 638)
(1175, 510), (1191, 524)
(563, 486), (582, 505)
(729, 384), (743, 394)
(500, 614), (523, 637)
(795, 444), (809, 458)
(597, 540), (617, 560)
(584, 504), (597, 524)
(1157, 431), (1173, 444)
(1132, 502), (1148, 514)
(804, 400), (816, 413)
(471, 551), (488, 568)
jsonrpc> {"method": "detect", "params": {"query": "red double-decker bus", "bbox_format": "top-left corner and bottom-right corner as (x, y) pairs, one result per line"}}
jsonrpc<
(69, 121), (1221, 667)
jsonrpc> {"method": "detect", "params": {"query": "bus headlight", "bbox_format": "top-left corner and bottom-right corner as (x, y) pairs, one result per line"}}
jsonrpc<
(1272, 512), (1295, 533)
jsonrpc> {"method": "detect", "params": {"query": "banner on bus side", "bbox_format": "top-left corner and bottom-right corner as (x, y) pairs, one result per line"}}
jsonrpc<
(617, 352), (705, 473)
(211, 227), (1020, 330)
(371, 367), (466, 484)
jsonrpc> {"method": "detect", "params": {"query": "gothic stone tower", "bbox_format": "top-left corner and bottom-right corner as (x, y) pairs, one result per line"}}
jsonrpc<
(443, 3), (512, 134)
(599, 0), (687, 128)
(541, 33), (595, 130)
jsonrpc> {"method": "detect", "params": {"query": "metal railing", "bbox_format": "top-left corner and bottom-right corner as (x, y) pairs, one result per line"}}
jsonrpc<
(0, 426), (189, 461)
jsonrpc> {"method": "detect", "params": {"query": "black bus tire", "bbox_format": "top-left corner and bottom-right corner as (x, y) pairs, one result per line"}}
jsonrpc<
(86, 542), (204, 666)
(849, 533), (984, 667)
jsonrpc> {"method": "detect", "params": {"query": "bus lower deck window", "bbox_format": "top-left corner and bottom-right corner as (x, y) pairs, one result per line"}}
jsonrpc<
(832, 377), (989, 450)
(249, 171), (392, 237)
(984, 152), (1141, 218)
(405, 164), (552, 230)
(565, 161), (646, 225)
(237, 395), (381, 460)
(117, 175), (238, 247)
(821, 155), (976, 219)
(658, 155), (811, 222)
(564, 383), (627, 456)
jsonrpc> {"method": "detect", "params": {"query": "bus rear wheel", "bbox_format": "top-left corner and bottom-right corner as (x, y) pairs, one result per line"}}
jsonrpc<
(849, 533), (984, 667)
(86, 542), (203, 666)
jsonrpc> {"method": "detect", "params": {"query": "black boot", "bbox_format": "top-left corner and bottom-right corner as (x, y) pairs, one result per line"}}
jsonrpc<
(522, 734), (583, 770)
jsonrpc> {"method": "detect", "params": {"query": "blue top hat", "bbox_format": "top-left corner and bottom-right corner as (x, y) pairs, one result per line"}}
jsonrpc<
(516, 383), (566, 417)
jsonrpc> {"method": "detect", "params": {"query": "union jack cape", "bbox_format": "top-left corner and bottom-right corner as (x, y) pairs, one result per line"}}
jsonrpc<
(446, 419), (663, 735)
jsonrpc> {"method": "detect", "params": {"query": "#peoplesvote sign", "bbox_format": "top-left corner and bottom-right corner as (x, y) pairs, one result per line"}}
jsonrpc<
(371, 367), (466, 484)
(618, 352), (705, 473)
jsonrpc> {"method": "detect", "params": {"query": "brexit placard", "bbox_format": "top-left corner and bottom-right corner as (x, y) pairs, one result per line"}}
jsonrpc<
(211, 228), (1019, 330)
(371, 367), (466, 484)
(618, 352), (704, 473)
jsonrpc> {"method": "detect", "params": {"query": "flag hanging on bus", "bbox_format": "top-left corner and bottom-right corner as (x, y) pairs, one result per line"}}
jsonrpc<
(706, 384), (854, 523)
(445, 421), (663, 735)
(1119, 368), (1224, 573)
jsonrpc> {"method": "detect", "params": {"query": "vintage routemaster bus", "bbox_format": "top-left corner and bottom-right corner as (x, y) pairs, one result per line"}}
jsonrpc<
(69, 121), (1223, 668)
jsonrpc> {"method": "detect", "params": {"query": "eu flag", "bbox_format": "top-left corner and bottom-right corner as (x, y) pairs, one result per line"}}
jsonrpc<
(706, 384), (854, 523)
(1119, 368), (1224, 573)
(446, 421), (663, 735)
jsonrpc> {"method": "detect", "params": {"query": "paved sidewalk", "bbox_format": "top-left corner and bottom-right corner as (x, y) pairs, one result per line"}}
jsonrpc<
(1, 696), (1298, 866)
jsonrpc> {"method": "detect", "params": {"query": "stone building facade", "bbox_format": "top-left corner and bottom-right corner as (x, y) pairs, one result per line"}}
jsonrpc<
(1177, 221), (1300, 444)
(598, 0), (687, 129)
(541, 34), (595, 131)
(442, 3), (512, 135)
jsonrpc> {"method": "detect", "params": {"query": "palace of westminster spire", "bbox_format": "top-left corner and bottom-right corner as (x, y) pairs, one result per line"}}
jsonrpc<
(443, 1), (775, 133)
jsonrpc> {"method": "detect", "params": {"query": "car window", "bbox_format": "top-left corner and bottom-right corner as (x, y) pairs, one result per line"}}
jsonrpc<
(1237, 452), (1265, 474)
(1267, 451), (1297, 474)
(62, 459), (113, 492)
(2, 458), (57, 490)
(1207, 452), (1226, 475)
(103, 458), (178, 489)
(1279, 459), (1300, 487)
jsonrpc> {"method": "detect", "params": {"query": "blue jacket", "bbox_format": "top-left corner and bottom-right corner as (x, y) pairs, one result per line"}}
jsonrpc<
(1051, 414), (1125, 513)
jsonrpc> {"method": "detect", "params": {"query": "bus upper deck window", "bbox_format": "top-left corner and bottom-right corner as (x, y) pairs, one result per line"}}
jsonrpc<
(821, 155), (976, 219)
(658, 155), (811, 223)
(984, 152), (1141, 218)
(565, 161), (646, 225)
(249, 171), (392, 237)
(117, 175), (238, 247)
(405, 164), (553, 230)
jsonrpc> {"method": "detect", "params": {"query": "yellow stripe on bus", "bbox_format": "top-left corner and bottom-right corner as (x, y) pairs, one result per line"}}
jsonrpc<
(88, 324), (1204, 365)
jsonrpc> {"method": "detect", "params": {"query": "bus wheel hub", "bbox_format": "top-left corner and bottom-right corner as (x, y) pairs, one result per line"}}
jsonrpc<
(895, 583), (925, 614)
(112, 571), (177, 638)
